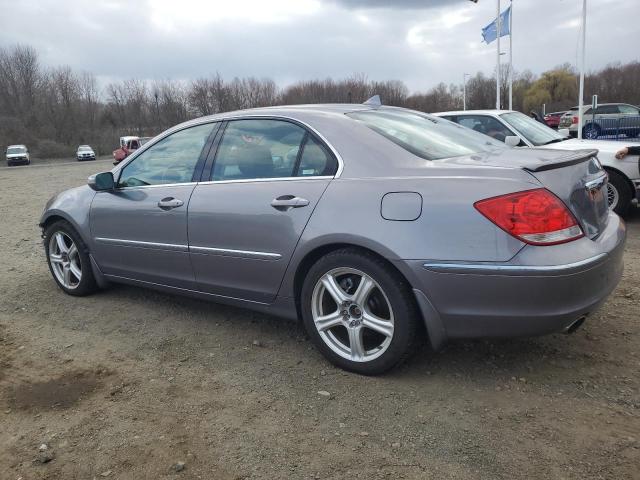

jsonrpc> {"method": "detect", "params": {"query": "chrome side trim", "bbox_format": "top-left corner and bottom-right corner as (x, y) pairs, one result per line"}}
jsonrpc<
(423, 253), (608, 275)
(197, 176), (332, 186)
(95, 237), (188, 252)
(115, 182), (197, 191)
(189, 245), (282, 260)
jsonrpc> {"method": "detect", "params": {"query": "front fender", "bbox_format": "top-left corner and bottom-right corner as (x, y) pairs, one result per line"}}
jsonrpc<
(40, 185), (96, 247)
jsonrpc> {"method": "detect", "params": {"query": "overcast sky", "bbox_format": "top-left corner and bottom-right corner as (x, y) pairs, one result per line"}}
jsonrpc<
(0, 0), (636, 92)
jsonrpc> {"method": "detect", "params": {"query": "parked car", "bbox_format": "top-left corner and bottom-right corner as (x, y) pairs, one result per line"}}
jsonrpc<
(113, 136), (142, 165)
(6, 144), (30, 166)
(558, 103), (640, 139)
(543, 111), (566, 129)
(434, 110), (640, 216)
(76, 145), (96, 161)
(40, 105), (625, 374)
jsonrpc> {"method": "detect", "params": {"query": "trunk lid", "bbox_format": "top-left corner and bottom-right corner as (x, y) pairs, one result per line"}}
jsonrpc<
(442, 147), (609, 238)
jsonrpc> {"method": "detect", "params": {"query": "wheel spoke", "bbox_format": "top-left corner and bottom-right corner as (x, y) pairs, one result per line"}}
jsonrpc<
(362, 311), (394, 339)
(315, 310), (343, 332)
(68, 243), (78, 260)
(321, 273), (349, 304)
(49, 253), (64, 264)
(69, 261), (82, 281)
(352, 275), (374, 306)
(348, 327), (365, 360)
(63, 264), (71, 286)
(55, 233), (69, 253)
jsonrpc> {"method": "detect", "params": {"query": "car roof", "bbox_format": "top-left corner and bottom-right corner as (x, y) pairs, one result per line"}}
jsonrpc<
(433, 110), (513, 116)
(7, 144), (26, 148)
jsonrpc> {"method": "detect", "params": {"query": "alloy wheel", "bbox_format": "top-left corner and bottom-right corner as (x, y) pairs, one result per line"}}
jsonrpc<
(606, 183), (619, 211)
(311, 267), (394, 362)
(48, 231), (82, 289)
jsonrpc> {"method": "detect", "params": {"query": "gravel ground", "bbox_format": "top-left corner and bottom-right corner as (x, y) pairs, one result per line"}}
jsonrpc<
(0, 159), (638, 480)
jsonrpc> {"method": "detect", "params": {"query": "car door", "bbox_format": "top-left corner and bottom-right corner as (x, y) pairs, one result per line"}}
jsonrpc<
(188, 118), (338, 303)
(90, 122), (218, 288)
(618, 104), (640, 133)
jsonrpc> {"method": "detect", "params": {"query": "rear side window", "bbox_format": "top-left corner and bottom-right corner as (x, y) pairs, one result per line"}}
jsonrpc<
(212, 119), (337, 180)
(295, 136), (337, 177)
(347, 109), (505, 161)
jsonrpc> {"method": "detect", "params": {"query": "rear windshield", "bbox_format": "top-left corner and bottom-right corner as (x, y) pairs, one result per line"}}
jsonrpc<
(347, 109), (505, 160)
(7, 147), (26, 154)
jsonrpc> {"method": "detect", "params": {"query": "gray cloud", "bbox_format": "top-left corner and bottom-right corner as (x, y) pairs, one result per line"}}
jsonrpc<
(329, 0), (468, 9)
(0, 0), (635, 94)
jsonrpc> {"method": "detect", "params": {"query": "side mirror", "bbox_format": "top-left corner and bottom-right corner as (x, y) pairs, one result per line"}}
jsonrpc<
(557, 128), (570, 138)
(505, 135), (521, 147)
(88, 172), (115, 191)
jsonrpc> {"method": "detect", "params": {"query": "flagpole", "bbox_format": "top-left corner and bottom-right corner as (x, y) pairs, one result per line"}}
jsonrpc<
(577, 0), (586, 139)
(508, 0), (513, 110)
(496, 0), (501, 109)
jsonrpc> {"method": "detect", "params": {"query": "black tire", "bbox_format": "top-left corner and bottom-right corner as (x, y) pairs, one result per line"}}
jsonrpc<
(300, 248), (420, 375)
(44, 220), (98, 296)
(583, 123), (601, 139)
(606, 170), (632, 217)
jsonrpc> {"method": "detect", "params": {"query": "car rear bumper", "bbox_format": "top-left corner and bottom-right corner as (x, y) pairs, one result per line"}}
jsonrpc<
(404, 214), (626, 348)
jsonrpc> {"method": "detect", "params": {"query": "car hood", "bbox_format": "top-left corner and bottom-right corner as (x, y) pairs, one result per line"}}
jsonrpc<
(551, 138), (640, 153)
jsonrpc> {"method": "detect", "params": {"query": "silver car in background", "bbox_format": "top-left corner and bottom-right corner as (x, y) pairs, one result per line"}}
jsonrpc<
(40, 105), (625, 374)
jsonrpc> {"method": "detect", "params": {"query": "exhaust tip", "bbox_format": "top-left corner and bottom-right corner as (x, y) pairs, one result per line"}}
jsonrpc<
(566, 316), (586, 334)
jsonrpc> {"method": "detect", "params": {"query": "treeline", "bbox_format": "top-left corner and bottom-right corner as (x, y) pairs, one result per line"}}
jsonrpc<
(1, 44), (639, 158)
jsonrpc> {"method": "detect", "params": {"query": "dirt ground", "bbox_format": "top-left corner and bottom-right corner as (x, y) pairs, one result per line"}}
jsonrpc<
(0, 159), (638, 480)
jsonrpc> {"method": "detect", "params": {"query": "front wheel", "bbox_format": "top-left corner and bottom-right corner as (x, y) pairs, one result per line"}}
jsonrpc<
(583, 124), (601, 139)
(44, 221), (98, 296)
(300, 248), (420, 375)
(606, 170), (631, 217)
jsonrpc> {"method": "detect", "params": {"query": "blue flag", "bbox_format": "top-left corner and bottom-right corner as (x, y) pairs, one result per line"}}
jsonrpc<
(482, 5), (511, 44)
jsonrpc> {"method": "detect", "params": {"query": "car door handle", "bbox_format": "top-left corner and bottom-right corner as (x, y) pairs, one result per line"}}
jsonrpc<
(271, 195), (310, 211)
(157, 197), (184, 210)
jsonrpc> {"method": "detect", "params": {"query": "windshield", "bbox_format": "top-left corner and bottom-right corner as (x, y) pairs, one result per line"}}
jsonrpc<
(78, 146), (91, 151)
(347, 109), (505, 160)
(7, 147), (26, 154)
(500, 112), (566, 146)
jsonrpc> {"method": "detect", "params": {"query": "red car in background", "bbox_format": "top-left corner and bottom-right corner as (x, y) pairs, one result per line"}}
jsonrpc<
(543, 111), (567, 129)
(112, 136), (153, 165)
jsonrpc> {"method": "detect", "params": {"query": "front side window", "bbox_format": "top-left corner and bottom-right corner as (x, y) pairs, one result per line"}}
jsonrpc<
(500, 111), (564, 146)
(118, 123), (215, 187)
(212, 119), (306, 180)
(347, 109), (505, 161)
(456, 115), (515, 142)
(619, 105), (639, 114)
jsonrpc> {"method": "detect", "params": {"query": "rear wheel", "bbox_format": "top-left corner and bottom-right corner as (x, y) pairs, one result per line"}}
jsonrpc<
(300, 248), (420, 375)
(44, 221), (98, 296)
(606, 170), (631, 217)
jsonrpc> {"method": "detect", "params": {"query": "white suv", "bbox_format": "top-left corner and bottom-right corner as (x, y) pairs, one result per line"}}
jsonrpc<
(6, 144), (30, 166)
(434, 110), (640, 216)
(558, 103), (640, 139)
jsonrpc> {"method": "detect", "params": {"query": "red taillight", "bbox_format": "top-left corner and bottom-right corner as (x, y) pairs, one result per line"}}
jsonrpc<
(474, 189), (584, 246)
(571, 116), (578, 125)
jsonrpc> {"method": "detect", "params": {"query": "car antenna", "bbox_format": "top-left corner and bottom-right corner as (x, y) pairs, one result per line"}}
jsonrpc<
(363, 95), (382, 107)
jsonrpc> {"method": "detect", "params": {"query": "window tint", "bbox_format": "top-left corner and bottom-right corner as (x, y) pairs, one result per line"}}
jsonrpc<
(118, 123), (214, 187)
(347, 110), (505, 161)
(296, 135), (337, 177)
(212, 120), (306, 180)
(595, 105), (620, 114)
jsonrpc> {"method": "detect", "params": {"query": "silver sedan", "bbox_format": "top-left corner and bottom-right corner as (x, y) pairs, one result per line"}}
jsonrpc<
(41, 105), (625, 374)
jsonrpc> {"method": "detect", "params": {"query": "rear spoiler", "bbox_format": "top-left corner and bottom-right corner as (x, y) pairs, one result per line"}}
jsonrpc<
(524, 148), (599, 172)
